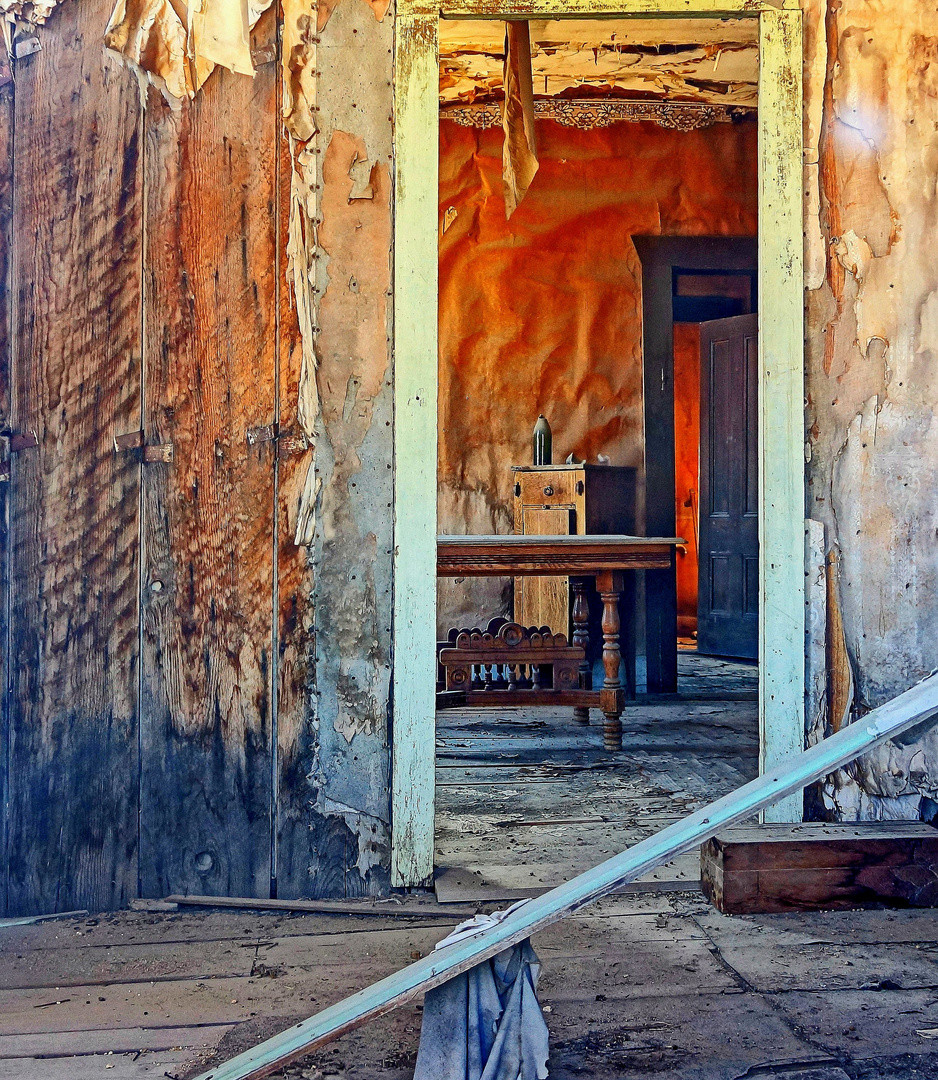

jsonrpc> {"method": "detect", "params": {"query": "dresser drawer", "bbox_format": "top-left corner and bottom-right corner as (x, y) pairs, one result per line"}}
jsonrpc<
(515, 470), (581, 507)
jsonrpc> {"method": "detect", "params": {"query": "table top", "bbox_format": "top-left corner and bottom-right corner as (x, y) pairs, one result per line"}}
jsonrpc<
(437, 534), (683, 577)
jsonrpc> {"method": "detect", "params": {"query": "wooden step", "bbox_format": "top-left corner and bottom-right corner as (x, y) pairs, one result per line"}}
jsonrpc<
(701, 821), (938, 914)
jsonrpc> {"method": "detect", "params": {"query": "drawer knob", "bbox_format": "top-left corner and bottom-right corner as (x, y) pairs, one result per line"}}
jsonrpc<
(543, 485), (554, 496)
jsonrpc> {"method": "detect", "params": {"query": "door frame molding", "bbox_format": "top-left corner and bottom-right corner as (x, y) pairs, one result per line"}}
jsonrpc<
(391, 0), (805, 886)
(634, 235), (758, 692)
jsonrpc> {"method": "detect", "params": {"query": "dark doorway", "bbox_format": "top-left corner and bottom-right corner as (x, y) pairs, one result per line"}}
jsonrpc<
(633, 237), (758, 692)
(698, 313), (759, 659)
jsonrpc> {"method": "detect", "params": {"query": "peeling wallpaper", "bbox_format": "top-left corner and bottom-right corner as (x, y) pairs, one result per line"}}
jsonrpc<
(804, 0), (938, 820)
(10, 0), (938, 834)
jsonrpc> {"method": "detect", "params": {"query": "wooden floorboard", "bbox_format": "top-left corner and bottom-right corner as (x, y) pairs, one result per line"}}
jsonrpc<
(0, 1050), (193, 1079)
(5, 896), (938, 1078)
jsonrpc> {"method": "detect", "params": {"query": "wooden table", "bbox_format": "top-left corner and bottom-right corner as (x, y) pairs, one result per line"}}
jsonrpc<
(437, 535), (681, 749)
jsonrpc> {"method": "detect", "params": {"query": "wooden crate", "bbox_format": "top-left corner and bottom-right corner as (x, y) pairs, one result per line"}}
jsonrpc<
(701, 822), (938, 913)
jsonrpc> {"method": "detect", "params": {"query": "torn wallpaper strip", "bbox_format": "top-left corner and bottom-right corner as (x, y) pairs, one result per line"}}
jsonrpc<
(502, 20), (539, 219)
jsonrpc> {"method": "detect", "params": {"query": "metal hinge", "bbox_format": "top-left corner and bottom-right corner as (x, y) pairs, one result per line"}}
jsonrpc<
(114, 431), (174, 463)
(246, 423), (309, 459)
(9, 432), (38, 453)
(0, 430), (38, 481)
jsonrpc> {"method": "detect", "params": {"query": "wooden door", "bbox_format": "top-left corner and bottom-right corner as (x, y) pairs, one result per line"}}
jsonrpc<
(3, 0), (144, 916)
(697, 314), (758, 659)
(138, 29), (282, 900)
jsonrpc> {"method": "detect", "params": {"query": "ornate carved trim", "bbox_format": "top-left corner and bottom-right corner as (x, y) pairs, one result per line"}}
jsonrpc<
(441, 99), (752, 132)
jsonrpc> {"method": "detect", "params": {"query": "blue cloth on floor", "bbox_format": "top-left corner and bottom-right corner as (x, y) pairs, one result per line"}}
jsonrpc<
(412, 939), (549, 1080)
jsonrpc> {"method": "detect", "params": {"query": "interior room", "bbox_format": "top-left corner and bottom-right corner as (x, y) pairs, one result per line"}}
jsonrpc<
(434, 16), (763, 900)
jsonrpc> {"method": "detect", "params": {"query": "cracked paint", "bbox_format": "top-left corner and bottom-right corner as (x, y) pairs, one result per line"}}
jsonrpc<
(807, 1), (938, 821)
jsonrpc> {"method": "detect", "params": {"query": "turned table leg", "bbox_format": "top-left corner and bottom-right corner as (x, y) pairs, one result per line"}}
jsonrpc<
(596, 570), (625, 751)
(571, 577), (591, 725)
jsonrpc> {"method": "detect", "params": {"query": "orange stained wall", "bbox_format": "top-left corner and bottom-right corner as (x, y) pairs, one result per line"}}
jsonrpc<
(437, 116), (757, 631)
(673, 322), (701, 636)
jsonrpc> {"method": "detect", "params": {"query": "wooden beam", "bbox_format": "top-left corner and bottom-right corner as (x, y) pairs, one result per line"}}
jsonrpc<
(757, 6), (804, 822)
(391, 9), (441, 889)
(193, 674), (938, 1080)
(166, 894), (480, 918)
(423, 0), (798, 17)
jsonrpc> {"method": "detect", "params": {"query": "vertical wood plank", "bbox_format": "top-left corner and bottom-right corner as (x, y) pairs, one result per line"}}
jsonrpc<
(758, 6), (805, 823)
(139, 17), (279, 898)
(0, 52), (13, 916)
(391, 9), (439, 888)
(273, 99), (318, 900)
(5, 0), (143, 915)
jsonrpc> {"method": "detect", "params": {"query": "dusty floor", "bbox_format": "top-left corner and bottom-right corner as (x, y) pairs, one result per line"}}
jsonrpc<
(5, 655), (938, 1080)
(4, 899), (938, 1079)
(434, 652), (759, 897)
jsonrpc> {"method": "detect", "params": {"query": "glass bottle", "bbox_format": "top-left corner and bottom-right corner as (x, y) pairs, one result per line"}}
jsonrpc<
(533, 415), (552, 466)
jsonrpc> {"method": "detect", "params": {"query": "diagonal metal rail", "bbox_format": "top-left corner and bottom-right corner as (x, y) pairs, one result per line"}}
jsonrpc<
(196, 674), (938, 1080)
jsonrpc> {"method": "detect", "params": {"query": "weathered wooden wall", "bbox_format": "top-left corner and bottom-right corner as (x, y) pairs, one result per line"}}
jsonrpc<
(803, 1), (938, 820)
(5, 0), (143, 914)
(0, 0), (392, 916)
(6, 0), (938, 914)
(0, 20), (12, 914)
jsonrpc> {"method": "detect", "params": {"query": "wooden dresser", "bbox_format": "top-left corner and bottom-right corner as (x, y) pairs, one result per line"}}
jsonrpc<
(512, 464), (637, 637)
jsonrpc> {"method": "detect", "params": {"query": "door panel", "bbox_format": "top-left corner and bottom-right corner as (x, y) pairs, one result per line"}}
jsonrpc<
(139, 29), (279, 900)
(697, 314), (759, 659)
(4, 0), (143, 916)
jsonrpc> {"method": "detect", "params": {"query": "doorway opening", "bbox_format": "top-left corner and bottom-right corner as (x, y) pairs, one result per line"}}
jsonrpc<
(390, 0), (805, 889)
(432, 17), (764, 899)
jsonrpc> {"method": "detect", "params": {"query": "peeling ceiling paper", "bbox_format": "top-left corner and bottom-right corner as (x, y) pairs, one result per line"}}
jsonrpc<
(439, 17), (759, 107)
(0, 0), (58, 23)
(105, 0), (273, 100)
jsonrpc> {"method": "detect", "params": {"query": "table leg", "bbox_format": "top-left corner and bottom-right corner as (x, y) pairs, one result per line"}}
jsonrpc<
(571, 578), (591, 725)
(596, 570), (625, 751)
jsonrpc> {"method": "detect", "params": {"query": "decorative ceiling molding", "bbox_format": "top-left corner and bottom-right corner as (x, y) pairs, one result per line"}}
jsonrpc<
(441, 99), (753, 132)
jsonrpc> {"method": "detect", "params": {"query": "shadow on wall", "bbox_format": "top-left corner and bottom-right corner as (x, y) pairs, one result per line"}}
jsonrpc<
(436, 116), (758, 634)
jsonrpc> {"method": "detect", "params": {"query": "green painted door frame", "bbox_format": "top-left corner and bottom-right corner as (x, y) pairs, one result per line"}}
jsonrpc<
(391, 0), (805, 887)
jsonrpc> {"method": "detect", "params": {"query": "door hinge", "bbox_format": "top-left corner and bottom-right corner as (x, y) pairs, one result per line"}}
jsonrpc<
(9, 432), (38, 453)
(0, 430), (38, 479)
(114, 431), (174, 463)
(247, 424), (309, 458)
